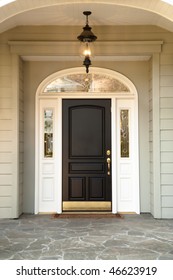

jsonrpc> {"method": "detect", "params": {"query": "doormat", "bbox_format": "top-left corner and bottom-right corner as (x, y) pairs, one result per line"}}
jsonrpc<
(52, 213), (123, 219)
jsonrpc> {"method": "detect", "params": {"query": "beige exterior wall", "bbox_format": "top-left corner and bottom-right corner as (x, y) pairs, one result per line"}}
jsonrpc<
(160, 49), (173, 218)
(0, 44), (13, 218)
(0, 25), (173, 218)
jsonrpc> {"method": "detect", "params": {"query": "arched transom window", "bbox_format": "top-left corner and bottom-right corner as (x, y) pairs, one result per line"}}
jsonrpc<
(43, 73), (130, 93)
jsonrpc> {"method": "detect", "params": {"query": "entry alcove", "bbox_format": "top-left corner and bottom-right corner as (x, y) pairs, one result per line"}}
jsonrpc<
(35, 67), (139, 214)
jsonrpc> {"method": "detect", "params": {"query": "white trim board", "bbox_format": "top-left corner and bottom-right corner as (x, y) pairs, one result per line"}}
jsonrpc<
(35, 67), (140, 214)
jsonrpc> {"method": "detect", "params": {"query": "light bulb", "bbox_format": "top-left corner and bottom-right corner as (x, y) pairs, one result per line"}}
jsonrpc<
(79, 42), (94, 58)
(83, 48), (91, 56)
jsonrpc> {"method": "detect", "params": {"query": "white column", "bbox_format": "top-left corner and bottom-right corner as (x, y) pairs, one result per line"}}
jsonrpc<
(152, 53), (161, 218)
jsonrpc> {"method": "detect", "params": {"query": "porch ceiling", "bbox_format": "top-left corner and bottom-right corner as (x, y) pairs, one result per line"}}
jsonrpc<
(0, 0), (173, 34)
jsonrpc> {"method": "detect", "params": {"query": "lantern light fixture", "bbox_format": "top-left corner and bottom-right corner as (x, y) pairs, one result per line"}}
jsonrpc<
(77, 11), (97, 73)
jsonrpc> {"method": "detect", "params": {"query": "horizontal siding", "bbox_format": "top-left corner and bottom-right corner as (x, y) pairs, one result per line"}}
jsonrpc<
(0, 186), (11, 196)
(160, 55), (173, 65)
(0, 66), (11, 76)
(162, 185), (173, 195)
(160, 65), (173, 76)
(160, 108), (173, 119)
(0, 45), (10, 54)
(0, 131), (12, 141)
(161, 141), (173, 152)
(161, 163), (173, 173)
(0, 98), (12, 108)
(0, 25), (173, 218)
(0, 141), (13, 152)
(0, 88), (12, 98)
(0, 208), (12, 219)
(0, 76), (11, 87)
(0, 152), (12, 163)
(160, 87), (173, 98)
(162, 208), (173, 219)
(160, 97), (173, 108)
(0, 120), (12, 130)
(0, 109), (12, 119)
(161, 152), (173, 162)
(162, 196), (173, 207)
(1, 25), (172, 42)
(160, 120), (173, 130)
(1, 22), (171, 46)
(161, 130), (173, 140)
(0, 44), (13, 218)
(0, 163), (12, 174)
(160, 76), (173, 87)
(161, 174), (173, 185)
(0, 197), (12, 207)
(0, 174), (12, 185)
(162, 43), (173, 54)
(160, 41), (173, 218)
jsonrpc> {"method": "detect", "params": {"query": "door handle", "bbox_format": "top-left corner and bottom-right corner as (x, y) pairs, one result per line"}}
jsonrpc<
(107, 157), (111, 176)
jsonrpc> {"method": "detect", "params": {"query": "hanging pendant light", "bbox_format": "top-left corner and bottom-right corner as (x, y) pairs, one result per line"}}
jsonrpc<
(77, 11), (97, 73)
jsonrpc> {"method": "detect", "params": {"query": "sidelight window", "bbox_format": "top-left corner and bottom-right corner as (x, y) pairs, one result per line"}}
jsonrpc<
(120, 109), (129, 158)
(44, 109), (53, 158)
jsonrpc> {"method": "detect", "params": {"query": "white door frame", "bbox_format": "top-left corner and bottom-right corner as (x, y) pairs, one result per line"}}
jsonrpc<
(35, 67), (139, 214)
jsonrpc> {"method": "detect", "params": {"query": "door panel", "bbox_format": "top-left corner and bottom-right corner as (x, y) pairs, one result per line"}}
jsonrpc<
(70, 106), (104, 157)
(88, 177), (105, 200)
(69, 177), (86, 200)
(62, 99), (111, 211)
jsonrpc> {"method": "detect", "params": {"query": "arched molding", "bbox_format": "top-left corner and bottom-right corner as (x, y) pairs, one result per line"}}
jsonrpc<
(1, 0), (173, 33)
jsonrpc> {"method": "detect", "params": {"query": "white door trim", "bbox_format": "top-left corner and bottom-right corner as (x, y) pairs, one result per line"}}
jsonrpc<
(35, 67), (139, 214)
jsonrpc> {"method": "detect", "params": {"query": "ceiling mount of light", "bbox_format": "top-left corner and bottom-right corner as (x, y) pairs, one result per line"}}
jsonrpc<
(77, 11), (97, 73)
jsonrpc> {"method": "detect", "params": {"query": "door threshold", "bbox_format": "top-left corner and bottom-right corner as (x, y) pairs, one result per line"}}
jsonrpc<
(63, 201), (112, 211)
(62, 211), (112, 214)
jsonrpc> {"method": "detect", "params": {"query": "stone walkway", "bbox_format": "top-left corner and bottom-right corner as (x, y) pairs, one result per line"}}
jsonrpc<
(0, 213), (173, 260)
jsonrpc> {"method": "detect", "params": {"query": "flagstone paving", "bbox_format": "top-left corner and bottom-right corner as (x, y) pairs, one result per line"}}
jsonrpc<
(0, 213), (173, 260)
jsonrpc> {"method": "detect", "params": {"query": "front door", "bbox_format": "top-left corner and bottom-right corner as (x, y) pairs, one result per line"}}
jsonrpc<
(62, 99), (111, 211)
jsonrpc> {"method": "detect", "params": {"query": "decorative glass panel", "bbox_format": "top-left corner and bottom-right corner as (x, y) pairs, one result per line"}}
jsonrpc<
(120, 110), (129, 158)
(44, 109), (53, 158)
(44, 73), (130, 93)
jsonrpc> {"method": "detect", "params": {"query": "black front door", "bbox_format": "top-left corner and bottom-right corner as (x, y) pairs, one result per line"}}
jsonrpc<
(62, 99), (111, 211)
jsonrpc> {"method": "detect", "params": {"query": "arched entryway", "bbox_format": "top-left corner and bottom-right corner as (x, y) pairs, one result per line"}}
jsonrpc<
(35, 67), (139, 214)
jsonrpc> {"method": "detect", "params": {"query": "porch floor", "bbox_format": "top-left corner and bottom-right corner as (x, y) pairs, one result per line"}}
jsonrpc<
(0, 213), (173, 260)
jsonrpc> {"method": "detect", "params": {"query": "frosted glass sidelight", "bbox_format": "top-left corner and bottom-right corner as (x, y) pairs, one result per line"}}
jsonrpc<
(44, 109), (53, 157)
(120, 110), (129, 158)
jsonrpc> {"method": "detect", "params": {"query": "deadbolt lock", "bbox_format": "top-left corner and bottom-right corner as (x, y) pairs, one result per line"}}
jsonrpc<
(106, 150), (111, 156)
